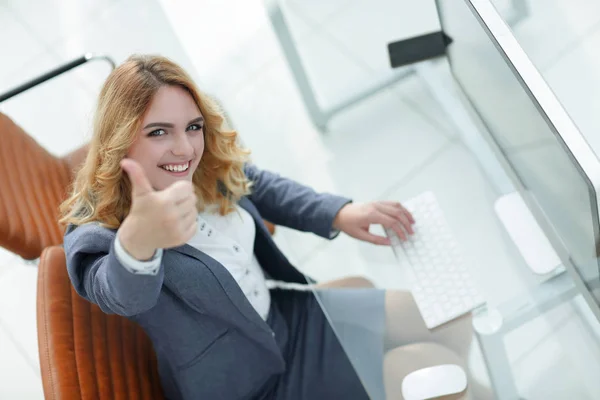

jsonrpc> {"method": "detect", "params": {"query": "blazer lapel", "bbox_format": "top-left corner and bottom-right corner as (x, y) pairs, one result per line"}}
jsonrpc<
(238, 197), (270, 236)
(238, 197), (307, 283)
(168, 243), (273, 337)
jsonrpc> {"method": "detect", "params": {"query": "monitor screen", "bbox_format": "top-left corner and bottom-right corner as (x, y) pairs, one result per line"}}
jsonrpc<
(436, 0), (600, 303)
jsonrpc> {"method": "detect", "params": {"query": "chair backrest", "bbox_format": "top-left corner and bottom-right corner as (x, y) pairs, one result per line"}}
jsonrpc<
(37, 245), (165, 399)
(0, 113), (87, 260)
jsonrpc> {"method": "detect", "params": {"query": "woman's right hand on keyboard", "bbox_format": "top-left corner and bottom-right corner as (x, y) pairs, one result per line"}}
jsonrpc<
(118, 158), (198, 260)
(333, 201), (415, 244)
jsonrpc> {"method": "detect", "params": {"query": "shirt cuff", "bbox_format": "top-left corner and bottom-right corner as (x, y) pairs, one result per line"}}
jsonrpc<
(114, 235), (163, 276)
(326, 198), (352, 240)
(328, 228), (341, 239)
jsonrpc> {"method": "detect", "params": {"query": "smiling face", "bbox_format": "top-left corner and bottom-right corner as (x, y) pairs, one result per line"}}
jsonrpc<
(127, 85), (205, 191)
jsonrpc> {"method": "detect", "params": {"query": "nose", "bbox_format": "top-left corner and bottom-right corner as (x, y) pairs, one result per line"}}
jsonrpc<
(171, 132), (194, 158)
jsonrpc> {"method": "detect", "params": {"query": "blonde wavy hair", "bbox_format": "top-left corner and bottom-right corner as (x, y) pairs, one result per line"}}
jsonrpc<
(60, 54), (251, 229)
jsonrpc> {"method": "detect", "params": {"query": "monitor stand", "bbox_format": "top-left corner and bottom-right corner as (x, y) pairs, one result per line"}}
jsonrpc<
(494, 191), (562, 275)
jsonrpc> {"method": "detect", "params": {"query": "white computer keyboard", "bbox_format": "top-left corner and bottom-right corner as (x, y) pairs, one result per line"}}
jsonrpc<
(385, 191), (486, 329)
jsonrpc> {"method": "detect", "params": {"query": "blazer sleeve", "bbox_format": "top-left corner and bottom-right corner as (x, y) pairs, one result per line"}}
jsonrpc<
(244, 163), (352, 239)
(63, 223), (165, 316)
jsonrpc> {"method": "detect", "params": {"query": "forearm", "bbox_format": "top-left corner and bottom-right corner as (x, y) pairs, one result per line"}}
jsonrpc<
(64, 224), (165, 316)
(245, 164), (352, 238)
(79, 241), (164, 316)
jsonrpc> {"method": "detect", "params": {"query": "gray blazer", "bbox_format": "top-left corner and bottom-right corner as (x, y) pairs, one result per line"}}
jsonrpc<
(64, 164), (351, 400)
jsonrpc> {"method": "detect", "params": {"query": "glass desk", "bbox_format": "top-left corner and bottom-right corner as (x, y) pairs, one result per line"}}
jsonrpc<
(307, 187), (600, 400)
(302, 60), (600, 399)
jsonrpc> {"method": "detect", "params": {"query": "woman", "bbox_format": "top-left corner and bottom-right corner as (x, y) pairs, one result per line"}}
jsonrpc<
(60, 54), (478, 400)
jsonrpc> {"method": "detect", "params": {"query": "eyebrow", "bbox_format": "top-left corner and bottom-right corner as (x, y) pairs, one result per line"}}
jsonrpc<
(143, 116), (204, 130)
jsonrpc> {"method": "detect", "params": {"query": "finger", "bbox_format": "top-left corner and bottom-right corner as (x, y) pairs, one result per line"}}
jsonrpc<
(167, 218), (197, 249)
(179, 206), (198, 226)
(176, 191), (197, 207)
(380, 200), (403, 209)
(375, 204), (413, 236)
(121, 159), (154, 197)
(182, 217), (198, 241)
(402, 206), (415, 224)
(353, 229), (391, 246)
(163, 180), (195, 204)
(373, 212), (407, 241)
(379, 201), (415, 224)
(177, 196), (198, 217)
(175, 213), (197, 244)
(396, 209), (414, 235)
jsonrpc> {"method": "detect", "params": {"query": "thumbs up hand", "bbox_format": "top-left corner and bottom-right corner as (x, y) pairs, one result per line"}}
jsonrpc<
(117, 159), (198, 260)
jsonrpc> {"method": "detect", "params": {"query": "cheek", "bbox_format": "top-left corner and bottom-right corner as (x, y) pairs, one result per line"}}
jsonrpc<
(194, 134), (205, 156)
(126, 144), (146, 167)
(126, 142), (163, 179)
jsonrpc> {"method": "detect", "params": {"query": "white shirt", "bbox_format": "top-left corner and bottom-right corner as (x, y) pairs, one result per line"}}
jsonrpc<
(114, 205), (271, 320)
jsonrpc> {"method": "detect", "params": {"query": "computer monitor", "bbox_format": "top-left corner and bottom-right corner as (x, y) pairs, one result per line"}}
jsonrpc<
(435, 0), (600, 319)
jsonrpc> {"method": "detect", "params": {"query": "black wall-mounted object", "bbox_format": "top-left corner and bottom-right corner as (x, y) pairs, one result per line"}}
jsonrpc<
(387, 31), (452, 68)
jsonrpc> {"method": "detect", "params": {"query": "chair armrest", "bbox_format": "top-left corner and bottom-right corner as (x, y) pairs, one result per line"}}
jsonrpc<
(0, 53), (116, 103)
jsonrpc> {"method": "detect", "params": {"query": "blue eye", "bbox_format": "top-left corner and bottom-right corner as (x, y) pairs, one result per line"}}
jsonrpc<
(187, 124), (203, 132)
(148, 129), (166, 137)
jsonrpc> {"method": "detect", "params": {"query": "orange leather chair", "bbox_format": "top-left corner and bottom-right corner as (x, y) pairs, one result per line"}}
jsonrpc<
(37, 245), (165, 399)
(0, 112), (164, 398)
(0, 112), (88, 260)
(0, 54), (112, 259)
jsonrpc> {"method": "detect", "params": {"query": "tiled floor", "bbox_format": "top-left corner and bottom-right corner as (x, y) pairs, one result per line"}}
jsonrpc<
(2, 0), (600, 398)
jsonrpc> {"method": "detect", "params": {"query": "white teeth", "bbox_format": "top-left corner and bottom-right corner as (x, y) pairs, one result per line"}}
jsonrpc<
(162, 162), (189, 172)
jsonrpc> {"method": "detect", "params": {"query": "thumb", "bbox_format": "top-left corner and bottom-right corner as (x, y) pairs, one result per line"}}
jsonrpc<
(353, 228), (391, 246)
(121, 158), (153, 197)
